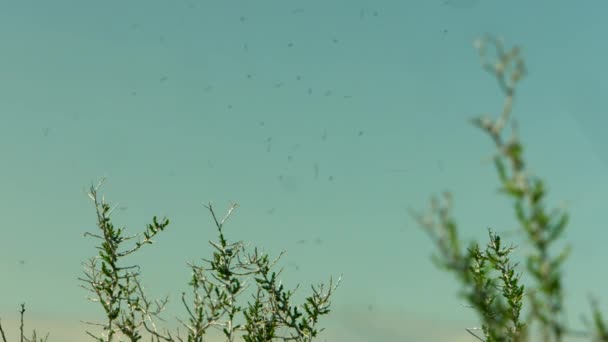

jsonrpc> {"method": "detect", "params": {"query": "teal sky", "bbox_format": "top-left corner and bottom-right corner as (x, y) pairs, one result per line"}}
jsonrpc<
(1, 0), (607, 340)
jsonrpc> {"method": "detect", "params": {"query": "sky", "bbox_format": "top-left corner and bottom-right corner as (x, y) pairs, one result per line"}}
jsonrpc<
(1, 0), (607, 340)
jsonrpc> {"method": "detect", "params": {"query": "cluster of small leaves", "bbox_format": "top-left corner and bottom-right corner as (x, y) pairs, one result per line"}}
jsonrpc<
(242, 288), (279, 342)
(73, 182), (339, 342)
(466, 230), (526, 341)
(253, 256), (339, 342)
(140, 202), (340, 342)
(411, 35), (608, 341)
(410, 195), (526, 341)
(140, 202), (261, 342)
(78, 177), (170, 342)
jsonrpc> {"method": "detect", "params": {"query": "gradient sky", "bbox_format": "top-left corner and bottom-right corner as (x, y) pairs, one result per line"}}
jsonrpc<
(1, 0), (607, 340)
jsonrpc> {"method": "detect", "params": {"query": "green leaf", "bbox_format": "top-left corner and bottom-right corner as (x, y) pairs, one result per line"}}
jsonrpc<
(494, 157), (508, 182)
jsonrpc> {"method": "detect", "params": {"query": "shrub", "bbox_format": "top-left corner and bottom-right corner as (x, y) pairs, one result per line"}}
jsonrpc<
(410, 35), (608, 341)
(74, 178), (340, 342)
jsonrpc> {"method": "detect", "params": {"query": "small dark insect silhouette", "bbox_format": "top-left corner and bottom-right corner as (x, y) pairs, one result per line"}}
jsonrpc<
(328, 176), (334, 182)
(160, 76), (168, 82)
(287, 42), (294, 48)
(358, 130), (364, 136)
